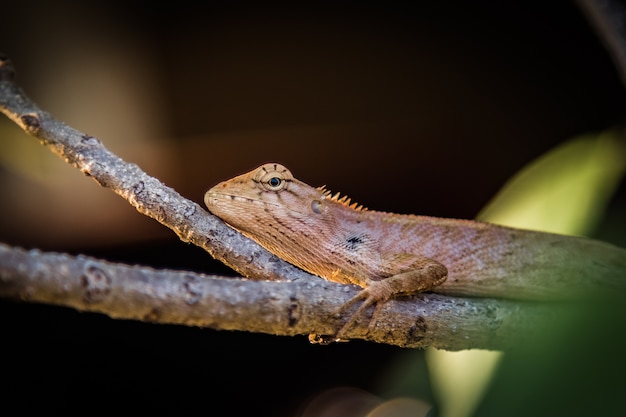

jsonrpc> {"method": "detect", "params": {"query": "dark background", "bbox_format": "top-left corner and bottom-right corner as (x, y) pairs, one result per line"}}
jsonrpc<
(1, 1), (625, 416)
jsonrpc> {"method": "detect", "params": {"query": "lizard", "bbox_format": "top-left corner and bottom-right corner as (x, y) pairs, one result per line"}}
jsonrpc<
(204, 162), (626, 338)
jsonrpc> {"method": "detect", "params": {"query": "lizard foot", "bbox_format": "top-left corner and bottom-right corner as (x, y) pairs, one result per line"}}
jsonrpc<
(333, 258), (447, 339)
(334, 280), (396, 339)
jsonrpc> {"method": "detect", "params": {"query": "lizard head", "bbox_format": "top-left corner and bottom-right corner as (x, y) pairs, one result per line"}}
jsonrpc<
(205, 162), (333, 227)
(204, 163), (364, 268)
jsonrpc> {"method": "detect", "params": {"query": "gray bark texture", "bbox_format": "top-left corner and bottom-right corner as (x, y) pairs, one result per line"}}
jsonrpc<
(0, 243), (568, 350)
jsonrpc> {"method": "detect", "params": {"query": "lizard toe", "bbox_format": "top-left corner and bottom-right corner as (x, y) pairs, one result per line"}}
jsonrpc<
(335, 282), (394, 339)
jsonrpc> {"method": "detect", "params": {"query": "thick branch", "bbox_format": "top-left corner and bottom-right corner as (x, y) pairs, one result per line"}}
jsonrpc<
(0, 243), (567, 350)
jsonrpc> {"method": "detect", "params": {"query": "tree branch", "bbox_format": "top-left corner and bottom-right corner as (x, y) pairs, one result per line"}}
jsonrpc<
(0, 242), (567, 350)
(0, 53), (597, 350)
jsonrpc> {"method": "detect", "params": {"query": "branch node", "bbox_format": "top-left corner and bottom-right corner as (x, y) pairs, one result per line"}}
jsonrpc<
(407, 316), (428, 341)
(287, 296), (302, 326)
(81, 263), (112, 303)
(133, 180), (145, 195)
(182, 274), (203, 305)
(184, 204), (197, 217)
(20, 113), (41, 134)
(80, 134), (101, 146)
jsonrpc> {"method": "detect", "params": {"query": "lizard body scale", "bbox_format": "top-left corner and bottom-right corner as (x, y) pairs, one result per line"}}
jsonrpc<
(204, 163), (626, 337)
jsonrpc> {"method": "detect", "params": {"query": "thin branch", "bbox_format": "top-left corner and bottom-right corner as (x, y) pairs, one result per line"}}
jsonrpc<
(0, 243), (568, 350)
(576, 0), (626, 89)
(0, 53), (308, 283)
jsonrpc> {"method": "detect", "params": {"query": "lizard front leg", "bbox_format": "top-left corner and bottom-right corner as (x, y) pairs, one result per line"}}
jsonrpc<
(335, 256), (448, 339)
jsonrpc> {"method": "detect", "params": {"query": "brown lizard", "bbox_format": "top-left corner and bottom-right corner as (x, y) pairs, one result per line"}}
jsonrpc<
(204, 163), (626, 338)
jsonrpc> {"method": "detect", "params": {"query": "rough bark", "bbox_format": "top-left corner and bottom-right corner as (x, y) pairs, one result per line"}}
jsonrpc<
(0, 243), (568, 350)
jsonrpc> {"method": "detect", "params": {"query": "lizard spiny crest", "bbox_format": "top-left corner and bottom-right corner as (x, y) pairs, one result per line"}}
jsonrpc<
(317, 186), (367, 212)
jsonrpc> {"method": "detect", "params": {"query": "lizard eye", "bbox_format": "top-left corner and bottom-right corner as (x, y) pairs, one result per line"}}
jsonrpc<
(255, 163), (293, 191)
(268, 176), (283, 189)
(262, 174), (287, 191)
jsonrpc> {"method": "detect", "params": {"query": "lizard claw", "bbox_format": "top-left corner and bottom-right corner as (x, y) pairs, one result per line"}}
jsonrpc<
(333, 263), (448, 339)
(334, 282), (394, 339)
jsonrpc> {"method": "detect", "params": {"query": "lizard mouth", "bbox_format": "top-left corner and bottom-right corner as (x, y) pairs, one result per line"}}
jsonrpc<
(204, 190), (287, 213)
(203, 190), (221, 210)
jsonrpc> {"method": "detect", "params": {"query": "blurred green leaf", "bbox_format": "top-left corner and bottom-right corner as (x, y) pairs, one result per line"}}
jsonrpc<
(477, 131), (626, 235)
(384, 131), (626, 417)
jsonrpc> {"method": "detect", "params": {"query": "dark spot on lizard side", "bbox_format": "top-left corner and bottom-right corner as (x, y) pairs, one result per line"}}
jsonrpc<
(345, 234), (367, 251)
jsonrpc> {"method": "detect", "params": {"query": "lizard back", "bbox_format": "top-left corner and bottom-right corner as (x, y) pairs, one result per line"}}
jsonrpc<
(205, 163), (626, 300)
